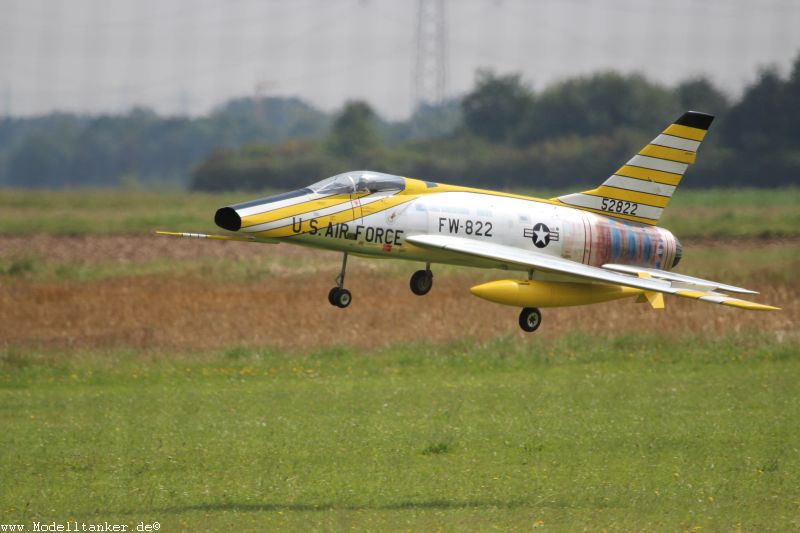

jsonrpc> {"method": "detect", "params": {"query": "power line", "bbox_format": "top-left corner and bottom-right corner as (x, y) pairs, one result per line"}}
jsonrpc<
(413, 0), (448, 108)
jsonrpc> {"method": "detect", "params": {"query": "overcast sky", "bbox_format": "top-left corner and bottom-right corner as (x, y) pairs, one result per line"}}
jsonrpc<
(2, 0), (800, 120)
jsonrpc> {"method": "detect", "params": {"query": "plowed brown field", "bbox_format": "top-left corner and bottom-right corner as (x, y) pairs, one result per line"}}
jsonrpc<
(1, 236), (796, 352)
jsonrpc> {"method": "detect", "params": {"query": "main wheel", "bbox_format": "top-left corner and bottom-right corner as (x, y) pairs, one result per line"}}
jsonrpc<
(409, 269), (433, 296)
(330, 288), (352, 308)
(518, 307), (542, 332)
(327, 287), (340, 306)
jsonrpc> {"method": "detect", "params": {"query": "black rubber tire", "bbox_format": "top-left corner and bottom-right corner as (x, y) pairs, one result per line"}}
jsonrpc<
(334, 288), (352, 308)
(518, 307), (542, 332)
(328, 287), (340, 306)
(409, 270), (433, 296)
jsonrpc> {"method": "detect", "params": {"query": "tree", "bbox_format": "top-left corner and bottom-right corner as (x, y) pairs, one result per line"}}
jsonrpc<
(326, 101), (380, 159)
(517, 72), (678, 144)
(715, 57), (800, 186)
(782, 52), (800, 147)
(676, 78), (729, 115)
(381, 99), (462, 143)
(7, 132), (70, 188)
(721, 68), (788, 152)
(461, 70), (533, 143)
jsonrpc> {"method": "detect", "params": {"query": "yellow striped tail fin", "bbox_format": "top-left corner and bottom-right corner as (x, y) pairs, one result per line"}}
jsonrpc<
(554, 111), (714, 225)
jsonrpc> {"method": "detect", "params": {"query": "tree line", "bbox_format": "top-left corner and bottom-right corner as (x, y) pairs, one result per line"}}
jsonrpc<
(193, 55), (800, 192)
(0, 97), (331, 188)
(0, 94), (460, 189)
(2, 53), (799, 190)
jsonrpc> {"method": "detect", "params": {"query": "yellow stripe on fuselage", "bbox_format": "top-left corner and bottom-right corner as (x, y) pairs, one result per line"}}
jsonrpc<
(240, 192), (369, 229)
(253, 192), (418, 238)
(639, 144), (696, 164)
(407, 179), (563, 209)
(663, 124), (707, 142)
(422, 182), (554, 205)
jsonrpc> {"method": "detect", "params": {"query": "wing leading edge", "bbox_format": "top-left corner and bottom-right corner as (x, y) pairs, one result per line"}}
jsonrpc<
(405, 234), (779, 311)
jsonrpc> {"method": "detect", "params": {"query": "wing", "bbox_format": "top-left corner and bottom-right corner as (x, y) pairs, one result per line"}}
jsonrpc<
(405, 234), (779, 311)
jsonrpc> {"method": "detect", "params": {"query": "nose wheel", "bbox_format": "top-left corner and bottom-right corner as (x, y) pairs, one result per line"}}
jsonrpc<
(518, 307), (542, 332)
(328, 252), (352, 308)
(410, 264), (433, 296)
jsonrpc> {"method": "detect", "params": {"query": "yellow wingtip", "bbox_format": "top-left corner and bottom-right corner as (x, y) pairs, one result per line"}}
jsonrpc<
(721, 300), (781, 312)
(674, 289), (780, 311)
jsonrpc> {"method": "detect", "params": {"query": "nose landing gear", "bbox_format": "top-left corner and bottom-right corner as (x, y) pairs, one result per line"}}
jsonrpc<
(328, 253), (352, 308)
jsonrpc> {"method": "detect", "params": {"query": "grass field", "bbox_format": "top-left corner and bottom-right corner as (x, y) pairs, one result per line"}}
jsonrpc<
(1, 188), (798, 531)
(2, 335), (798, 531)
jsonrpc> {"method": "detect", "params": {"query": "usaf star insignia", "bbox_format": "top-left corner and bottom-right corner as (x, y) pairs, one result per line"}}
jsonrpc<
(523, 223), (559, 248)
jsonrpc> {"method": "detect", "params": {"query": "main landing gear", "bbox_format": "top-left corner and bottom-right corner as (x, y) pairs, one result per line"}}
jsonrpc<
(517, 270), (541, 333)
(328, 257), (435, 308)
(328, 253), (352, 308)
(409, 263), (433, 296)
(518, 307), (542, 332)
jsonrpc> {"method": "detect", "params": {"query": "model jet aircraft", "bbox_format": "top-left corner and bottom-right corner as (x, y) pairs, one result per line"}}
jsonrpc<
(159, 111), (778, 331)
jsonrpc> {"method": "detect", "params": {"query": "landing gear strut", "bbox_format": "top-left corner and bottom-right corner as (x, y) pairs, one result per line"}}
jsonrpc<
(328, 253), (352, 308)
(410, 263), (433, 296)
(518, 307), (542, 332)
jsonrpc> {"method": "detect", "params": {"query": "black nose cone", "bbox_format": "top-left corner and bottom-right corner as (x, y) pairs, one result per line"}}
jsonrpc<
(215, 207), (241, 231)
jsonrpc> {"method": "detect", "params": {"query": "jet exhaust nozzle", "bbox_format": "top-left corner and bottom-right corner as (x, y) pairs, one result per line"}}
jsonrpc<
(214, 207), (242, 231)
(672, 237), (683, 268)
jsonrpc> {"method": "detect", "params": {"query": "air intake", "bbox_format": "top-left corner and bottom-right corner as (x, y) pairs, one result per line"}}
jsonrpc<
(214, 207), (241, 231)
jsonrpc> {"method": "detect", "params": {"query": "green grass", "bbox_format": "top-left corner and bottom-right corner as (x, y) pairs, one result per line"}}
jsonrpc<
(2, 334), (798, 531)
(1, 187), (799, 238)
(679, 242), (800, 285)
(660, 188), (800, 238)
(0, 189), (250, 236)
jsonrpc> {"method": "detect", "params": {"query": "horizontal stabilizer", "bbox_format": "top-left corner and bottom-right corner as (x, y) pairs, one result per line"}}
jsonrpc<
(602, 264), (757, 294)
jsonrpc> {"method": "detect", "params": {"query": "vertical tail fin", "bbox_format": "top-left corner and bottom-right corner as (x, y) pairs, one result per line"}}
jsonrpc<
(554, 111), (714, 225)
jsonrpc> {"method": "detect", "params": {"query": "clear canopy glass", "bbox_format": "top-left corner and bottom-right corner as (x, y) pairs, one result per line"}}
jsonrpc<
(309, 171), (405, 195)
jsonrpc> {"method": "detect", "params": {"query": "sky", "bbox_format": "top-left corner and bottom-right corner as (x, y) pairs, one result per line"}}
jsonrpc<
(2, 0), (800, 120)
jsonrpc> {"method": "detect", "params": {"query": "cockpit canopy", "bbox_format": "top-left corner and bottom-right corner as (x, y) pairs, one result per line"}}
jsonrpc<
(309, 171), (405, 195)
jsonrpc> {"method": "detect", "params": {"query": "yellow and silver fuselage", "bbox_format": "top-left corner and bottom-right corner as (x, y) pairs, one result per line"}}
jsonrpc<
(214, 170), (681, 273)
